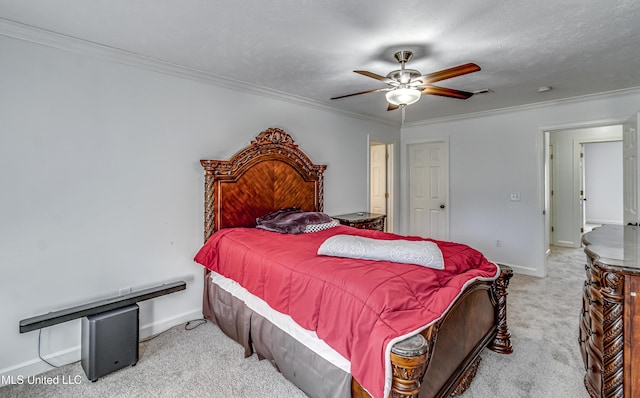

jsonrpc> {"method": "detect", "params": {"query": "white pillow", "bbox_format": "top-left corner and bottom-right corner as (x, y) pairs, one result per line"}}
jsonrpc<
(317, 234), (444, 270)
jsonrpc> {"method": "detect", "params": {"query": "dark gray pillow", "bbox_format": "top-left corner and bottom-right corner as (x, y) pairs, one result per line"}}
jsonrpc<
(256, 209), (333, 234)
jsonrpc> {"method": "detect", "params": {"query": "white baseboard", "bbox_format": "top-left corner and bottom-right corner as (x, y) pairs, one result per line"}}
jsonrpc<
(139, 309), (204, 340)
(0, 345), (80, 386)
(494, 261), (545, 278)
(0, 308), (202, 386)
(555, 240), (577, 248)
(586, 219), (622, 225)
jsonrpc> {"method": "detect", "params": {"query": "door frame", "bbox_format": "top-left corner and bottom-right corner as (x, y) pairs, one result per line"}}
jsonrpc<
(575, 138), (622, 238)
(623, 112), (640, 225)
(540, 117), (626, 274)
(367, 135), (398, 232)
(369, 140), (393, 232)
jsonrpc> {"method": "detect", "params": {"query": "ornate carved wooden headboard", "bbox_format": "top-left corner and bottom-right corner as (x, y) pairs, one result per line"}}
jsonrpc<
(200, 128), (327, 243)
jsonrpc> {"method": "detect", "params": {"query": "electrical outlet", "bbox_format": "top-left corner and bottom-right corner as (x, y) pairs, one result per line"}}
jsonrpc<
(510, 192), (521, 201)
(119, 287), (132, 296)
(496, 240), (502, 247)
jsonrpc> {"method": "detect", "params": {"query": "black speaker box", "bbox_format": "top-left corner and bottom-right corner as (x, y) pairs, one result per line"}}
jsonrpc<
(81, 304), (139, 381)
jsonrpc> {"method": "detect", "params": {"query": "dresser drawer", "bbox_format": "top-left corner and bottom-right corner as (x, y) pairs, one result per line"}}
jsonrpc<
(586, 263), (601, 286)
(587, 310), (604, 349)
(584, 353), (603, 397)
(583, 284), (603, 314)
(585, 260), (592, 278)
(579, 313), (590, 370)
(587, 285), (603, 307)
(353, 217), (385, 231)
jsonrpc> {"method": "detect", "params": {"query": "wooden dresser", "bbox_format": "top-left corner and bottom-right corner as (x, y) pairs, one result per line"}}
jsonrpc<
(580, 225), (640, 398)
(332, 212), (386, 231)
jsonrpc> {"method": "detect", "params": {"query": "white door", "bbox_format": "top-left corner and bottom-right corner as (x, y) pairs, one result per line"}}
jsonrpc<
(370, 143), (387, 216)
(408, 141), (449, 239)
(623, 112), (640, 225)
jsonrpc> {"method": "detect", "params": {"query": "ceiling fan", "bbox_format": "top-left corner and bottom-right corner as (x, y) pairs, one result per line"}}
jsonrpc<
(331, 51), (480, 113)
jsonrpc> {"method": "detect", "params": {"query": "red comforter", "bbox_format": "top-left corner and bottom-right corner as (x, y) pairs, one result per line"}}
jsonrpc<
(194, 225), (498, 398)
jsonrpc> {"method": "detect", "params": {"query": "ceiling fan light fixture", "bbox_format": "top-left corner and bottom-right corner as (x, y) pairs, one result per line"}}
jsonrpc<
(385, 87), (421, 106)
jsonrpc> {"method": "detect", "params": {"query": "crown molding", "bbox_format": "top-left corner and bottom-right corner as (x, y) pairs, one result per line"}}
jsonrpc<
(3, 17), (637, 131)
(0, 18), (396, 128)
(403, 86), (640, 128)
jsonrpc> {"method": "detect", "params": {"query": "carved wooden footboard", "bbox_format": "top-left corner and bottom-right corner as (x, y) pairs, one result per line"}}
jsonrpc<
(352, 266), (513, 398)
(200, 128), (513, 398)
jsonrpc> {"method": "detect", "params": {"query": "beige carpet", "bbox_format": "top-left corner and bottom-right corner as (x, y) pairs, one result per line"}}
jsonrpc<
(0, 246), (589, 398)
(463, 245), (588, 397)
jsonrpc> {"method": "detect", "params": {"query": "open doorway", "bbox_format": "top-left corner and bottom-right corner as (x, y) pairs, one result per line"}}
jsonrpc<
(545, 125), (623, 252)
(370, 141), (393, 232)
(582, 141), (623, 232)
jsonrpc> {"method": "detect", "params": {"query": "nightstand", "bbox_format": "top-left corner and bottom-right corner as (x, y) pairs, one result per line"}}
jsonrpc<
(332, 212), (386, 231)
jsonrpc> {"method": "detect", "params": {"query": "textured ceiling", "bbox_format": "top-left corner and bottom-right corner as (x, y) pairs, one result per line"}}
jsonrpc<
(1, 0), (640, 125)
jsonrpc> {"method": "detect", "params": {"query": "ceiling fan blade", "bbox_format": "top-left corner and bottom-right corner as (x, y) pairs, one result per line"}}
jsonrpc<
(354, 70), (397, 85)
(387, 103), (399, 111)
(420, 85), (474, 99)
(331, 88), (388, 100)
(415, 63), (480, 85)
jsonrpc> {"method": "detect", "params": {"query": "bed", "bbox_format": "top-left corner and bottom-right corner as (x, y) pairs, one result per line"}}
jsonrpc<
(195, 128), (513, 398)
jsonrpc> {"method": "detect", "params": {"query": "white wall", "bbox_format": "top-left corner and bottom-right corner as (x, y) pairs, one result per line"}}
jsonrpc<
(549, 126), (622, 247)
(584, 141), (623, 225)
(0, 33), (399, 380)
(401, 89), (640, 276)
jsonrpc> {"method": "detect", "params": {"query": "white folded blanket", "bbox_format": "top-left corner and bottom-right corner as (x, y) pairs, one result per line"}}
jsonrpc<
(317, 234), (444, 270)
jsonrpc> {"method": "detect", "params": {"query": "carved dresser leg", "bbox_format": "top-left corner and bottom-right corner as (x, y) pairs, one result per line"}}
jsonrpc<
(490, 264), (513, 354)
(389, 334), (430, 397)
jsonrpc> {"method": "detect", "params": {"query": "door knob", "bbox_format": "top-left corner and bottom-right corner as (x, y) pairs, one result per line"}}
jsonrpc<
(440, 204), (445, 209)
